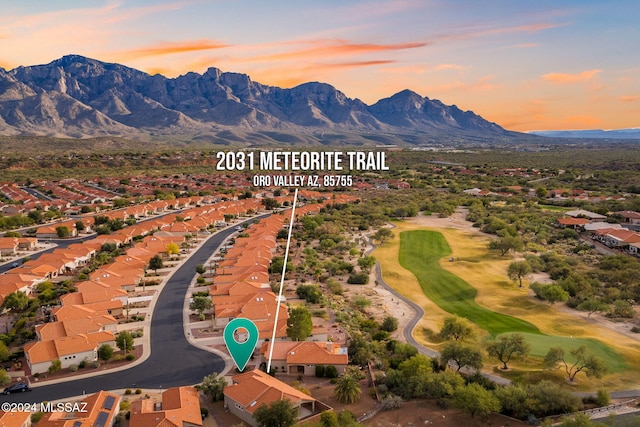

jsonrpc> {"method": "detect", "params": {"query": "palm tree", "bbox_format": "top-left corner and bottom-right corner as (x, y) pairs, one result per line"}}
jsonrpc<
(334, 375), (362, 404)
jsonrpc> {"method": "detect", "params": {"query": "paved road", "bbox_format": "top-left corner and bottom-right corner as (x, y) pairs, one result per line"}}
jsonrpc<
(3, 215), (268, 402)
(373, 262), (437, 358)
(0, 235), (96, 274)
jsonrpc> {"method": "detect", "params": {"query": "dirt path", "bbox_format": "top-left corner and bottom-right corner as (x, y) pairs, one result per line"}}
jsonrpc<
(341, 229), (417, 346)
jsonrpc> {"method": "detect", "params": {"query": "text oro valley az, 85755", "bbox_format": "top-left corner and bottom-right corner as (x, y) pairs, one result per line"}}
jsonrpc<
(252, 174), (353, 187)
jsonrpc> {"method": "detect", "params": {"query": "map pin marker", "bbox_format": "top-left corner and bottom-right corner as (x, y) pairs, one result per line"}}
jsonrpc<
(223, 318), (259, 372)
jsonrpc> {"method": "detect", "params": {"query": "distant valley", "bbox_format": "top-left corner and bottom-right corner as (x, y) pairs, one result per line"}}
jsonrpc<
(530, 128), (640, 140)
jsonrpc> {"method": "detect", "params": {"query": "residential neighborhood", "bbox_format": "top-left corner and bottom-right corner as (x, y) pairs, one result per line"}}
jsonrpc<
(2, 157), (640, 427)
(1, 181), (361, 426)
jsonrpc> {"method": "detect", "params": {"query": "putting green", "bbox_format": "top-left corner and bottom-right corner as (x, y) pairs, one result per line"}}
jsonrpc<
(399, 230), (626, 370)
(512, 333), (627, 372)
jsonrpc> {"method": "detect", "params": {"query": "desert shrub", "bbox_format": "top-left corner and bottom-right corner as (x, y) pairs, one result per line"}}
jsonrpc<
(325, 365), (338, 379)
(327, 279), (344, 295)
(347, 273), (369, 285)
(380, 394), (404, 411)
(596, 389), (611, 407)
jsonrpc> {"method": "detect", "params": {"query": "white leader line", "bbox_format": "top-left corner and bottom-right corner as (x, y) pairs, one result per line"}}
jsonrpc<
(267, 188), (298, 373)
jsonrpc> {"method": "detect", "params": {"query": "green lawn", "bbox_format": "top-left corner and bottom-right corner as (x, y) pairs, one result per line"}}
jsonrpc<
(513, 333), (627, 372)
(399, 230), (626, 370)
(537, 204), (574, 212)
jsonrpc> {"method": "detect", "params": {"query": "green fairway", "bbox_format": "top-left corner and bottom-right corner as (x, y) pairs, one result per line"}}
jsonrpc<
(399, 230), (541, 336)
(398, 230), (627, 370)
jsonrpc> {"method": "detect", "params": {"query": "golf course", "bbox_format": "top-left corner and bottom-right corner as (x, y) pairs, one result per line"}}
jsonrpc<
(375, 216), (640, 387)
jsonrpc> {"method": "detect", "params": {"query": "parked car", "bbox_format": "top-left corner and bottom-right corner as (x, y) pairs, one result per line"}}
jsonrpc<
(3, 382), (31, 394)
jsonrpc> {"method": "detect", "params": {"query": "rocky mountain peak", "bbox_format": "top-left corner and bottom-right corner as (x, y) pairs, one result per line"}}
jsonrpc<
(0, 55), (515, 141)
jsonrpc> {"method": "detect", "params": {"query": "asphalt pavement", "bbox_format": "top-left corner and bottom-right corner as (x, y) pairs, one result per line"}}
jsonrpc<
(3, 215), (269, 403)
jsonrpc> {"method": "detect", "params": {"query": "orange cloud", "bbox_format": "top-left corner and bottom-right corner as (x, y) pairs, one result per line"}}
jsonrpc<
(315, 60), (395, 69)
(422, 75), (498, 93)
(117, 40), (231, 60)
(619, 95), (638, 102)
(542, 69), (602, 84)
(482, 22), (563, 36)
(434, 63), (466, 71)
(564, 115), (602, 127)
(377, 65), (427, 74)
(512, 43), (538, 48)
(244, 39), (427, 63)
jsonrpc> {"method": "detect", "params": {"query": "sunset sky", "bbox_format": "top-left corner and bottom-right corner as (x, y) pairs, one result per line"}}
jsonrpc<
(1, 0), (639, 132)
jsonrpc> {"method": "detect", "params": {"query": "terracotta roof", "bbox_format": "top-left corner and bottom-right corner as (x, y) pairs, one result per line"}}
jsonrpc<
(129, 386), (202, 427)
(53, 304), (117, 322)
(211, 281), (269, 297)
(614, 210), (640, 220)
(25, 331), (114, 364)
(0, 410), (31, 427)
(261, 341), (348, 366)
(37, 390), (120, 427)
(225, 369), (315, 414)
(72, 280), (128, 303)
(0, 237), (18, 249)
(605, 229), (640, 243)
(557, 217), (590, 225)
(37, 314), (116, 340)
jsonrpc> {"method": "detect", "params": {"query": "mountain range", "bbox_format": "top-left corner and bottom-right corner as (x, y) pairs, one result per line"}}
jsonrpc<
(0, 55), (521, 145)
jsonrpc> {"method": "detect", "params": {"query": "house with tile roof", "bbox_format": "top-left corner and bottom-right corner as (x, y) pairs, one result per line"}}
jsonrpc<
(224, 369), (330, 427)
(0, 273), (44, 299)
(37, 390), (120, 427)
(557, 217), (591, 229)
(213, 291), (288, 340)
(0, 237), (19, 256)
(0, 409), (31, 427)
(36, 313), (117, 341)
(600, 229), (640, 248)
(564, 209), (607, 222)
(89, 267), (143, 292)
(17, 237), (38, 251)
(614, 210), (640, 226)
(71, 280), (129, 306)
(17, 262), (63, 280)
(24, 330), (115, 374)
(35, 222), (78, 239)
(129, 386), (202, 427)
(259, 341), (348, 376)
(52, 303), (119, 323)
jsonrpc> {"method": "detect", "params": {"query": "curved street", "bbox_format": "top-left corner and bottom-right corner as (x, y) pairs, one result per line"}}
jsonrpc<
(3, 216), (268, 403)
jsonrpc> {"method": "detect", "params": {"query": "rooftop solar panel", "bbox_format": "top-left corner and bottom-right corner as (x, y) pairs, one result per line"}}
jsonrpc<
(94, 411), (109, 427)
(103, 395), (116, 410)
